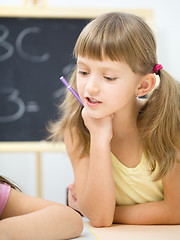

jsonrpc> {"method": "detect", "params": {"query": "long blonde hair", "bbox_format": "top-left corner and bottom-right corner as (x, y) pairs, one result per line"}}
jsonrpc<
(49, 12), (180, 179)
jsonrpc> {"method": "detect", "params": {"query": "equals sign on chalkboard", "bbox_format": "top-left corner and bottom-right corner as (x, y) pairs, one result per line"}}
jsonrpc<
(26, 101), (40, 112)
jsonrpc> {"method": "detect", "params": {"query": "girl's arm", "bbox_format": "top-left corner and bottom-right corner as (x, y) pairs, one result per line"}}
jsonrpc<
(0, 188), (83, 240)
(114, 162), (180, 225)
(64, 110), (116, 227)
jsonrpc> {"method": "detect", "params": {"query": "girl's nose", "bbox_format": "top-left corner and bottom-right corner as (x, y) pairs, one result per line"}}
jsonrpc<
(85, 76), (100, 96)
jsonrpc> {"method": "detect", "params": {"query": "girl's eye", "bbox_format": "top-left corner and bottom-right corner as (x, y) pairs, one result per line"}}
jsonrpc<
(104, 76), (116, 81)
(78, 70), (89, 76)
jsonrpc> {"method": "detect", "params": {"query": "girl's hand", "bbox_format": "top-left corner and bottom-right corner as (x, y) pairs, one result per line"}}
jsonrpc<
(81, 108), (113, 142)
(68, 182), (83, 215)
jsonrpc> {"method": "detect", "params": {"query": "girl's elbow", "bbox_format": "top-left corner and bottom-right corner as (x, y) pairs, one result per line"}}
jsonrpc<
(90, 216), (113, 228)
(92, 221), (113, 228)
(80, 201), (115, 227)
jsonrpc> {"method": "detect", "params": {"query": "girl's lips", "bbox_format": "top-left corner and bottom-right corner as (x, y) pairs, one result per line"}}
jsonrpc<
(85, 97), (102, 107)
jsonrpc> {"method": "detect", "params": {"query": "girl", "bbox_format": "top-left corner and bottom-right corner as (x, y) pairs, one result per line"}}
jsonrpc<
(0, 175), (83, 239)
(50, 12), (180, 227)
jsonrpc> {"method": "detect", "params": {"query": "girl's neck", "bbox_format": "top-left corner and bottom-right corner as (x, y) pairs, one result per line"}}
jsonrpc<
(111, 117), (142, 168)
(110, 98), (145, 168)
(112, 98), (141, 139)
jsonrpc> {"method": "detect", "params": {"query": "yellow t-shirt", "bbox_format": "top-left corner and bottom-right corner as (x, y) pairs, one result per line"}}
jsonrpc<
(111, 153), (164, 206)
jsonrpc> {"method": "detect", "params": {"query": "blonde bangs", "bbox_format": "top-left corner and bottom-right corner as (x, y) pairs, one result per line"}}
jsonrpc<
(74, 12), (156, 75)
(74, 13), (126, 62)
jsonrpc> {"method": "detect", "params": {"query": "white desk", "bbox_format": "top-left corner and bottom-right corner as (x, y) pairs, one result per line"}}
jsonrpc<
(75, 218), (180, 240)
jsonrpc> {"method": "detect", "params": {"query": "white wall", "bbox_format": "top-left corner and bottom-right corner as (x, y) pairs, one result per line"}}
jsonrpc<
(0, 151), (74, 203)
(42, 152), (74, 203)
(0, 153), (37, 195)
(0, 0), (180, 204)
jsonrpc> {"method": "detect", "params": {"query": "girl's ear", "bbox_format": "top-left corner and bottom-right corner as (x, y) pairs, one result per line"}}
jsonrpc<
(137, 73), (156, 97)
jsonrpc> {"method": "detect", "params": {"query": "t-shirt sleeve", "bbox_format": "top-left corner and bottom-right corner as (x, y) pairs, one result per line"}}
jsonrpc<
(0, 183), (11, 216)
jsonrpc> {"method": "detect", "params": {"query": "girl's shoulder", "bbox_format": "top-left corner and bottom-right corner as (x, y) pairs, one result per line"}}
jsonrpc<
(64, 126), (77, 149)
(64, 127), (87, 165)
(64, 127), (76, 153)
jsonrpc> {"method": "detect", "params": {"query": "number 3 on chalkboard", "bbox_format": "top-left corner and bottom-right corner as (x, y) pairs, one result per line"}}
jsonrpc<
(0, 88), (25, 123)
(0, 24), (49, 62)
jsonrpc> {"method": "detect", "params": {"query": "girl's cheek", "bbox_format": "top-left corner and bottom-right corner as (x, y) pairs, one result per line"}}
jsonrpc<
(76, 79), (81, 94)
(77, 79), (85, 97)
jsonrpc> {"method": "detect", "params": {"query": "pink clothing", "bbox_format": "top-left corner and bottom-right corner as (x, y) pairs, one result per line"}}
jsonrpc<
(0, 183), (11, 216)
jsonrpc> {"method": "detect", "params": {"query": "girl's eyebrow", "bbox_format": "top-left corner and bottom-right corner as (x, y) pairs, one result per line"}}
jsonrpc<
(77, 59), (122, 72)
(77, 60), (110, 68)
(77, 60), (87, 66)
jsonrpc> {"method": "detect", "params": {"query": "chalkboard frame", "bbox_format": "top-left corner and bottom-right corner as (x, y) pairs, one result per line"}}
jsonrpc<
(0, 6), (154, 23)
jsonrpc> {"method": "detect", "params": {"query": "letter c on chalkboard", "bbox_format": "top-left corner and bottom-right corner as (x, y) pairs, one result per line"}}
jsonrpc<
(16, 27), (50, 62)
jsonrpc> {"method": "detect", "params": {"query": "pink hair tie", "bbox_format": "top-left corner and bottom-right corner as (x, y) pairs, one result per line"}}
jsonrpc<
(153, 64), (163, 74)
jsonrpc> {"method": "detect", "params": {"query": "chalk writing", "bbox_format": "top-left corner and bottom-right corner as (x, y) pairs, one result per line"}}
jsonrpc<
(0, 25), (50, 62)
(16, 27), (50, 62)
(0, 25), (14, 61)
(0, 88), (25, 122)
(0, 88), (40, 123)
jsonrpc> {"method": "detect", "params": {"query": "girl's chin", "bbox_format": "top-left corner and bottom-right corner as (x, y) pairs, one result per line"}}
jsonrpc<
(85, 109), (108, 119)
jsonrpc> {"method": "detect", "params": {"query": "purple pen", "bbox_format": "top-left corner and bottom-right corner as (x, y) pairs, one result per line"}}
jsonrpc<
(60, 76), (84, 106)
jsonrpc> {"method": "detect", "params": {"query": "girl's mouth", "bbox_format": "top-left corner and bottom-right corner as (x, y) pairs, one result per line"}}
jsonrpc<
(85, 97), (102, 107)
